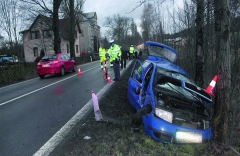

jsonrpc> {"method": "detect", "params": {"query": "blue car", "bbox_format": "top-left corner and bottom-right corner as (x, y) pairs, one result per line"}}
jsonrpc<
(128, 41), (214, 144)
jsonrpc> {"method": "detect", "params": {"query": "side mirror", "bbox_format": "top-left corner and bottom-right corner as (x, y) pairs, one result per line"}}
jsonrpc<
(135, 87), (140, 95)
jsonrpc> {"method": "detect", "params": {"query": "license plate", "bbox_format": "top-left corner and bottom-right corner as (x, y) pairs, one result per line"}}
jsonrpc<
(175, 131), (202, 143)
(42, 63), (49, 67)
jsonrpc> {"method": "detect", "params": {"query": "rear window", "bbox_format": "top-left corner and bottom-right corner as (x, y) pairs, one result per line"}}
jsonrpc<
(41, 55), (58, 61)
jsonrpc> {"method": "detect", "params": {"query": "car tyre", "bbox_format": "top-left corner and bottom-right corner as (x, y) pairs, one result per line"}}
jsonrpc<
(60, 67), (65, 76)
(39, 75), (45, 79)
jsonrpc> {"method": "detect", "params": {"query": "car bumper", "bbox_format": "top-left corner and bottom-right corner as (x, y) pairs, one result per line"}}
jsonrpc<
(37, 66), (61, 75)
(143, 114), (213, 144)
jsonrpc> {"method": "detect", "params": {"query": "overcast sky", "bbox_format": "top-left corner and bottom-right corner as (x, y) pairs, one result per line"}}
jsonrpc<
(83, 0), (185, 36)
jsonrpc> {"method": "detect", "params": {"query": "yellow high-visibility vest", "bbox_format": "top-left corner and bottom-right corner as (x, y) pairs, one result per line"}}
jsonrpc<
(99, 47), (106, 57)
(129, 46), (134, 54)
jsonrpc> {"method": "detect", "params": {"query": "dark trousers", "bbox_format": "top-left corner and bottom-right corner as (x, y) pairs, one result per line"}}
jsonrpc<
(113, 62), (120, 80)
(121, 56), (126, 69)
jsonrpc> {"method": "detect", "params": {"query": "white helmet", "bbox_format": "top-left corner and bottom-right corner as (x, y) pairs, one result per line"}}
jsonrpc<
(109, 39), (114, 44)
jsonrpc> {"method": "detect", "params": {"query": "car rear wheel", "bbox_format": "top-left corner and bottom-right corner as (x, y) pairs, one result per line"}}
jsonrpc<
(60, 67), (65, 76)
(39, 75), (45, 79)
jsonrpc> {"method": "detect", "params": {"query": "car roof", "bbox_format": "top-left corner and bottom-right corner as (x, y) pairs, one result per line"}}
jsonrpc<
(146, 59), (190, 78)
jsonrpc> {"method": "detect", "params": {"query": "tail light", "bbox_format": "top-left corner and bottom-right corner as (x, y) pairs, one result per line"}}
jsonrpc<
(37, 62), (41, 66)
(52, 60), (59, 64)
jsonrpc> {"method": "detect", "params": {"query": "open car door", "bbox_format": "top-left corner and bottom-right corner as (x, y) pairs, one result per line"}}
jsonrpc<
(128, 60), (143, 110)
(128, 60), (154, 110)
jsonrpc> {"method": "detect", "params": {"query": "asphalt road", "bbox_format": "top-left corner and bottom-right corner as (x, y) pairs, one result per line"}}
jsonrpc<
(0, 60), (129, 156)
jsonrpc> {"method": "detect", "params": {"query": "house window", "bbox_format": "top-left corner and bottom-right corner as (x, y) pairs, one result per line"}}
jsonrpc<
(31, 31), (38, 39)
(33, 47), (38, 56)
(43, 30), (52, 38)
(67, 44), (69, 53)
(76, 45), (78, 53)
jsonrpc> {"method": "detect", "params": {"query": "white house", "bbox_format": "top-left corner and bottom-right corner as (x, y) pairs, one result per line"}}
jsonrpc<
(20, 12), (100, 62)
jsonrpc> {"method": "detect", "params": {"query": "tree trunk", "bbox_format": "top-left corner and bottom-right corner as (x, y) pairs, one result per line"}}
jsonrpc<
(69, 0), (75, 58)
(213, 0), (231, 144)
(52, 0), (62, 54)
(194, 0), (204, 87)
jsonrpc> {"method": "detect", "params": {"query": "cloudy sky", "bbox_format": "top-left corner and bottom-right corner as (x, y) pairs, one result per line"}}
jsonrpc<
(83, 0), (185, 36)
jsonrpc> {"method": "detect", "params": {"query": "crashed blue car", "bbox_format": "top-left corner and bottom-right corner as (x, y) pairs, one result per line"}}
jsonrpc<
(128, 41), (214, 144)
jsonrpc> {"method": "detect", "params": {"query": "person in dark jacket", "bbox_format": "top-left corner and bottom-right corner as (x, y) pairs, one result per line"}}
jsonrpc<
(120, 44), (128, 69)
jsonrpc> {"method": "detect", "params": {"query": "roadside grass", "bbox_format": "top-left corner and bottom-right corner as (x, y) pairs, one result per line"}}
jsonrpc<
(50, 59), (238, 156)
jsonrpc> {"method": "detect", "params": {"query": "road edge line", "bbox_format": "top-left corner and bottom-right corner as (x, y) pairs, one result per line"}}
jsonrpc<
(33, 60), (132, 156)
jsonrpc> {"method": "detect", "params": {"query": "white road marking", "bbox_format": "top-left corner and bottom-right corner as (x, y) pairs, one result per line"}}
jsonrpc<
(0, 66), (98, 107)
(0, 62), (98, 90)
(33, 82), (113, 156)
(33, 60), (132, 156)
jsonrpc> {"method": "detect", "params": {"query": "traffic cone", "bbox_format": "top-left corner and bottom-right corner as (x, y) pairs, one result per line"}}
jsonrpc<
(78, 67), (82, 75)
(107, 74), (111, 84)
(204, 75), (218, 97)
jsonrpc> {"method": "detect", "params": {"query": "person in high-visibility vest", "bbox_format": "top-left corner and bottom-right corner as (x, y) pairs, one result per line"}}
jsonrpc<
(99, 43), (106, 70)
(129, 45), (134, 60)
(108, 39), (122, 81)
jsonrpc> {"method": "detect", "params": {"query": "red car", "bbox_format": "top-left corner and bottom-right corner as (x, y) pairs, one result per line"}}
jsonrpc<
(37, 53), (77, 79)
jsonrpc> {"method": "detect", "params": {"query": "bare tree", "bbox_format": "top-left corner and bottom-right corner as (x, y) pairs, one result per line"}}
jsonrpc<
(60, 0), (84, 58)
(104, 14), (136, 44)
(20, 0), (63, 53)
(52, 0), (62, 53)
(0, 0), (27, 45)
(194, 0), (204, 87)
(140, 3), (155, 42)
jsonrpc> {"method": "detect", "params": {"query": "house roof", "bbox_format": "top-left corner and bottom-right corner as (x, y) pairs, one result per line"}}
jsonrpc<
(82, 12), (97, 20)
(19, 14), (52, 34)
(19, 14), (77, 39)
(19, 12), (97, 38)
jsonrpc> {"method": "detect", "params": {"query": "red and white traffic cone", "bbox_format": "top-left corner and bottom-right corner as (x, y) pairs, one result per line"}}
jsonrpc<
(78, 67), (82, 75)
(204, 75), (218, 97)
(107, 74), (111, 84)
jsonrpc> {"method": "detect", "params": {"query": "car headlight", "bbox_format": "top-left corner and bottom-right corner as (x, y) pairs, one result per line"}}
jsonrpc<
(155, 108), (173, 123)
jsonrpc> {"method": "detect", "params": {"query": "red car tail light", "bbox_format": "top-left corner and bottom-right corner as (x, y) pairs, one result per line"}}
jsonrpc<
(37, 62), (41, 66)
(52, 60), (59, 64)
